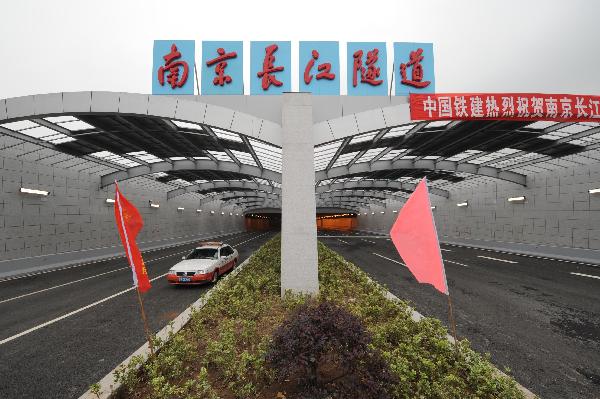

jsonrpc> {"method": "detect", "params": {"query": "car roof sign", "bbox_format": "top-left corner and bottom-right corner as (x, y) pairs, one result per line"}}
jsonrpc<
(198, 241), (223, 247)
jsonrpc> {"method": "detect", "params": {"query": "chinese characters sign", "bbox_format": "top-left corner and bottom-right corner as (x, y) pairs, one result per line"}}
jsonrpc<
(152, 40), (195, 95)
(410, 93), (600, 122)
(299, 41), (339, 95)
(152, 40), (435, 96)
(347, 42), (387, 96)
(250, 41), (291, 95)
(201, 41), (243, 95)
(394, 42), (435, 95)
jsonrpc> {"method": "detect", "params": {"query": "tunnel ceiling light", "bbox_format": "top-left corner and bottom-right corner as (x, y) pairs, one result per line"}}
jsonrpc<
(457, 202), (468, 207)
(431, 206), (436, 210)
(210, 210), (215, 214)
(20, 187), (49, 196)
(507, 196), (526, 202)
(106, 198), (115, 204)
(177, 207), (184, 211)
(589, 188), (600, 194)
(149, 201), (160, 208)
(221, 212), (225, 215)
(196, 209), (202, 213)
(371, 212), (375, 215)
(380, 211), (385, 214)
(393, 210), (398, 213)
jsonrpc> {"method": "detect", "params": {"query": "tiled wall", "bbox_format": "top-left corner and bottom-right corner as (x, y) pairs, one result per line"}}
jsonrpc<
(0, 154), (244, 261)
(357, 163), (600, 250)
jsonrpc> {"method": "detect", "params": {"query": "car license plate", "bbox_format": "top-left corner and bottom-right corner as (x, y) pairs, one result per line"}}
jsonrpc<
(179, 277), (191, 282)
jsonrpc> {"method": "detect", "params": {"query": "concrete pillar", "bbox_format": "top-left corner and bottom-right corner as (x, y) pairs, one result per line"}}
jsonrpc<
(280, 93), (319, 296)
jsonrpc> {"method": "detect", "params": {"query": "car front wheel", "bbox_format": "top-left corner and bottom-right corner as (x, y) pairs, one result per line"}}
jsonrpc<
(211, 270), (218, 283)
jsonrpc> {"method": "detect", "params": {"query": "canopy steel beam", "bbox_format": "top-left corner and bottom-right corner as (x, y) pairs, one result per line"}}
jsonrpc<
(316, 159), (527, 186)
(316, 179), (449, 198)
(201, 191), (281, 205)
(0, 126), (124, 171)
(316, 190), (407, 204)
(167, 181), (280, 200)
(316, 193), (387, 207)
(100, 159), (282, 188)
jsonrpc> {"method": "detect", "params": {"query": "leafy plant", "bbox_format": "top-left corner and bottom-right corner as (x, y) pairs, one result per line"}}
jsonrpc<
(114, 235), (527, 399)
(267, 300), (397, 398)
(89, 382), (102, 398)
(113, 354), (145, 396)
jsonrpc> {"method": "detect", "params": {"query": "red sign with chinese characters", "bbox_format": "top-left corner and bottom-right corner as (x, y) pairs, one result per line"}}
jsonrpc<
(410, 93), (600, 122)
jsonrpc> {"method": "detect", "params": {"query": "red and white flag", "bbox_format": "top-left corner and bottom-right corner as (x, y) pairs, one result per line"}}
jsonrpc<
(390, 178), (448, 295)
(114, 182), (151, 293)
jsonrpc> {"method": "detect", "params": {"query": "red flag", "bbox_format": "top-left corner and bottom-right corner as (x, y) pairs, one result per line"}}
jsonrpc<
(390, 178), (448, 295)
(114, 182), (151, 293)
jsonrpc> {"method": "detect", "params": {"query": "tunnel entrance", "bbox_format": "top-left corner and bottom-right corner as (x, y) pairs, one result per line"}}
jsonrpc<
(244, 212), (357, 232)
(245, 213), (282, 231)
(316, 213), (357, 232)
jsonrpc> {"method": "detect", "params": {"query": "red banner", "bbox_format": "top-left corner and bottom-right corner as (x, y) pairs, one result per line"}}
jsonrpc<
(410, 93), (600, 122)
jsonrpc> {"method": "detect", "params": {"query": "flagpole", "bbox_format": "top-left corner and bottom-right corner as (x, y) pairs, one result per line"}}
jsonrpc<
(194, 63), (201, 96)
(135, 287), (155, 355)
(447, 293), (459, 354)
(115, 181), (155, 355)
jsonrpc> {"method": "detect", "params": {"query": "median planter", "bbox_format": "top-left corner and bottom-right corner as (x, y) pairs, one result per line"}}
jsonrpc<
(102, 235), (530, 399)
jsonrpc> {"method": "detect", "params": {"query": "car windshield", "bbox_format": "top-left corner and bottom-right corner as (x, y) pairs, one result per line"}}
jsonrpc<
(185, 248), (218, 260)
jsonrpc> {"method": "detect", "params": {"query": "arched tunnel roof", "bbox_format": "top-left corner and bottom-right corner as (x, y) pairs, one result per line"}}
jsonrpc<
(1, 92), (599, 212)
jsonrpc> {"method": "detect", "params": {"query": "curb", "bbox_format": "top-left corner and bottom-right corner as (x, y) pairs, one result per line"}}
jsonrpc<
(81, 246), (536, 399)
(78, 256), (252, 399)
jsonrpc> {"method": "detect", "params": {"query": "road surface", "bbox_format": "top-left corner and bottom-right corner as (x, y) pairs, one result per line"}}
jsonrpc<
(0, 230), (275, 399)
(318, 230), (600, 399)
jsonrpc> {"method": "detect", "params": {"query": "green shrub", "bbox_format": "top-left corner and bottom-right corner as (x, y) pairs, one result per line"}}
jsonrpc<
(267, 300), (397, 398)
(115, 235), (527, 399)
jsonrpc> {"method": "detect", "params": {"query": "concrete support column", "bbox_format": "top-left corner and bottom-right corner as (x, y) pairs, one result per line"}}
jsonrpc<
(280, 93), (319, 296)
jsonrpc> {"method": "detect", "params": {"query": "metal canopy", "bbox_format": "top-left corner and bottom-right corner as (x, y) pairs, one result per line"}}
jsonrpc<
(1, 93), (600, 212)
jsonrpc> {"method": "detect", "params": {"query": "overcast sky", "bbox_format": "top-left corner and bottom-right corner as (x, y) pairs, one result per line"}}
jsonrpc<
(1, 0), (598, 98)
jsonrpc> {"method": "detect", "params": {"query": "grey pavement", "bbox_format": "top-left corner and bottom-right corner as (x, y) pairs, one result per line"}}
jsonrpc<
(0, 230), (275, 399)
(318, 230), (600, 399)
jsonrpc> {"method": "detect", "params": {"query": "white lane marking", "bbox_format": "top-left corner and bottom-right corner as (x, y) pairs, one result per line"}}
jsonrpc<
(361, 239), (377, 244)
(445, 260), (470, 268)
(440, 248), (451, 252)
(0, 249), (195, 305)
(337, 239), (350, 245)
(0, 267), (128, 305)
(445, 243), (599, 269)
(230, 232), (270, 246)
(477, 255), (517, 264)
(0, 232), (269, 344)
(317, 235), (384, 239)
(0, 272), (168, 346)
(0, 231), (249, 283)
(372, 252), (406, 266)
(570, 272), (600, 280)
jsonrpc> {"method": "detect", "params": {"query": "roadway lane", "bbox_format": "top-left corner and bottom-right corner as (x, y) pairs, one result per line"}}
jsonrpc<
(318, 230), (600, 399)
(0, 230), (276, 399)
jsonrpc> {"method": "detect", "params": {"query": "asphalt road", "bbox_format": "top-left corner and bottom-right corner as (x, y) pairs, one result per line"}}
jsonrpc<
(318, 230), (600, 399)
(0, 230), (275, 399)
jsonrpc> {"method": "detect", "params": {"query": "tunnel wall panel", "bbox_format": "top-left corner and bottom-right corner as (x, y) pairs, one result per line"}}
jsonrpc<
(357, 162), (600, 256)
(0, 152), (244, 276)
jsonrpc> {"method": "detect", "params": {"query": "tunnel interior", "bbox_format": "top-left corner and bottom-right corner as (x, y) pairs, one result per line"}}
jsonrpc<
(244, 212), (357, 232)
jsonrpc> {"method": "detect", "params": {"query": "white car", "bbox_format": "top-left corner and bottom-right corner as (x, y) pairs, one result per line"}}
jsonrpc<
(167, 241), (239, 285)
